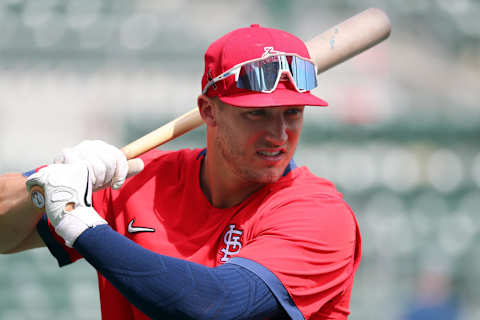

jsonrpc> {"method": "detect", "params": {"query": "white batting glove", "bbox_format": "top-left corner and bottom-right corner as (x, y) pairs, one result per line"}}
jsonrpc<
(26, 163), (107, 247)
(53, 140), (143, 191)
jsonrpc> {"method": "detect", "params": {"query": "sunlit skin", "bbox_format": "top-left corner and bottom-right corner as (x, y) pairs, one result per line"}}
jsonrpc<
(197, 95), (304, 208)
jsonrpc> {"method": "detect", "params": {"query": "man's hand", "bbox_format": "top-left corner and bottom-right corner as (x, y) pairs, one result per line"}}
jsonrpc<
(53, 140), (143, 191)
(26, 163), (107, 247)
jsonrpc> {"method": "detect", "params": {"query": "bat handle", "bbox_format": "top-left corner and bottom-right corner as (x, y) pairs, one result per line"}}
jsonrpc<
(121, 108), (204, 160)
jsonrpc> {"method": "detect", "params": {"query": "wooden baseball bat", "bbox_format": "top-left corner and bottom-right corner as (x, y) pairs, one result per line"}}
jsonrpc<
(30, 8), (390, 210)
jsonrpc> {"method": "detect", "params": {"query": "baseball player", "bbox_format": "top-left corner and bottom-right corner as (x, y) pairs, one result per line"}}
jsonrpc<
(0, 25), (361, 319)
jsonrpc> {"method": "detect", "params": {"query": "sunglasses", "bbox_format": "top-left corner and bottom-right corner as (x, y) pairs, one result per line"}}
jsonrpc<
(202, 53), (318, 95)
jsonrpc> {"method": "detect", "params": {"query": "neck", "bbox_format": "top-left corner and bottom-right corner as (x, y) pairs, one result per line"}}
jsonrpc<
(200, 154), (264, 209)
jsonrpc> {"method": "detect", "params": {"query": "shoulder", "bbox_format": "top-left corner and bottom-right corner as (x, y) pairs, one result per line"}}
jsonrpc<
(136, 148), (204, 178)
(93, 148), (205, 215)
(139, 148), (204, 167)
(95, 148), (203, 197)
(258, 167), (358, 240)
(266, 166), (345, 207)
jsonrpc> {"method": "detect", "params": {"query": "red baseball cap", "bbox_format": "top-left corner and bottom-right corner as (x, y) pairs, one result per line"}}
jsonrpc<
(201, 24), (328, 108)
(202, 24), (328, 107)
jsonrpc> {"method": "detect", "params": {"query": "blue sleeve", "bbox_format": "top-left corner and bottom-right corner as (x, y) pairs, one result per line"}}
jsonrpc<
(22, 169), (37, 177)
(74, 225), (292, 320)
(229, 258), (305, 319)
(37, 215), (73, 267)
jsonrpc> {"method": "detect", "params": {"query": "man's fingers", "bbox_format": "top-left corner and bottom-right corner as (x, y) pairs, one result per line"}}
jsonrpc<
(51, 140), (142, 191)
(111, 155), (128, 190)
(96, 152), (116, 188)
(126, 158), (144, 179)
(112, 158), (143, 189)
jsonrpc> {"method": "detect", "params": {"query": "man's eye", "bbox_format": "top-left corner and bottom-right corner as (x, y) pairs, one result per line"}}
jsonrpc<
(286, 108), (303, 116)
(248, 110), (265, 117)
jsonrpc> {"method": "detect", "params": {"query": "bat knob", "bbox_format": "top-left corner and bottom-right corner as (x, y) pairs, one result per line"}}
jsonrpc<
(30, 185), (46, 211)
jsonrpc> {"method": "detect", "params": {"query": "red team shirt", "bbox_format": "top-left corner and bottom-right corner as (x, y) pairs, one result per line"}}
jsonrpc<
(40, 148), (362, 319)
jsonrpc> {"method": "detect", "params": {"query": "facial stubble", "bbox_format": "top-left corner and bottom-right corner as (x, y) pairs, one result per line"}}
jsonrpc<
(215, 119), (288, 185)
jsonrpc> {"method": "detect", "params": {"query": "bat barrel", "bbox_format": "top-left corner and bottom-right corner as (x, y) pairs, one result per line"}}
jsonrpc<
(307, 8), (391, 74)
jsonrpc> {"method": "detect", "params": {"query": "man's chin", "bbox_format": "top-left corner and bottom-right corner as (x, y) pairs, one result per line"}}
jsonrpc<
(249, 169), (284, 185)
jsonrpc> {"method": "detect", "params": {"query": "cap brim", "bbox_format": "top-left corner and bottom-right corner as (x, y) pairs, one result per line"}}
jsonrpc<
(218, 88), (328, 108)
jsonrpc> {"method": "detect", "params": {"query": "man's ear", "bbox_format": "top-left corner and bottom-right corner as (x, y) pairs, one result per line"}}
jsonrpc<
(197, 95), (217, 127)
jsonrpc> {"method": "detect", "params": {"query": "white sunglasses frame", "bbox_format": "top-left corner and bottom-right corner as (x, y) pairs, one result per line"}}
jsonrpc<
(202, 53), (318, 95)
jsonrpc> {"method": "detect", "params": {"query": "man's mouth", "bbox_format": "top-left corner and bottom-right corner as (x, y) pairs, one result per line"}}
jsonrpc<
(256, 149), (286, 161)
(257, 150), (283, 157)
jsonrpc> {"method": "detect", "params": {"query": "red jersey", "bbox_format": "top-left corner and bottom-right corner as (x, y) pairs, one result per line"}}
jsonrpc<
(40, 148), (361, 319)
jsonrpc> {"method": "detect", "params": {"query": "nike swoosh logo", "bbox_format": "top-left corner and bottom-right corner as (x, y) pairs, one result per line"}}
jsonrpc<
(84, 169), (92, 207)
(127, 218), (155, 233)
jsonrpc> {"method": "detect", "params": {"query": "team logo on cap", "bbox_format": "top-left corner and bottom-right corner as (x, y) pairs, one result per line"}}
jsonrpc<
(262, 46), (284, 58)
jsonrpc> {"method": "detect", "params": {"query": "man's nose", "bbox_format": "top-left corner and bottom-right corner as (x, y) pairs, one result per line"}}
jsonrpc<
(265, 115), (288, 145)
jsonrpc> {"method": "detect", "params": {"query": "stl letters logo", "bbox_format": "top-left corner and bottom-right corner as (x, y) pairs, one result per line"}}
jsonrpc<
(220, 224), (243, 263)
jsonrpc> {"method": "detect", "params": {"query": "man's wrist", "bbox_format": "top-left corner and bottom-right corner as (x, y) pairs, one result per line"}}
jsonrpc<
(55, 207), (107, 247)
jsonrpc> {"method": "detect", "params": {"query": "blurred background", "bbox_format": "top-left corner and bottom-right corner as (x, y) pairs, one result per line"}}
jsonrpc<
(0, 0), (479, 319)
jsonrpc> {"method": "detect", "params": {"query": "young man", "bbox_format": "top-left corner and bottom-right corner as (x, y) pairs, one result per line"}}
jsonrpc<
(0, 25), (361, 319)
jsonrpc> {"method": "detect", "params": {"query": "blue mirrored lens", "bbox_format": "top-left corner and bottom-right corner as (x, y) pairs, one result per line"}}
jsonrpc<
(236, 55), (317, 92)
(237, 57), (280, 91)
(289, 56), (317, 91)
